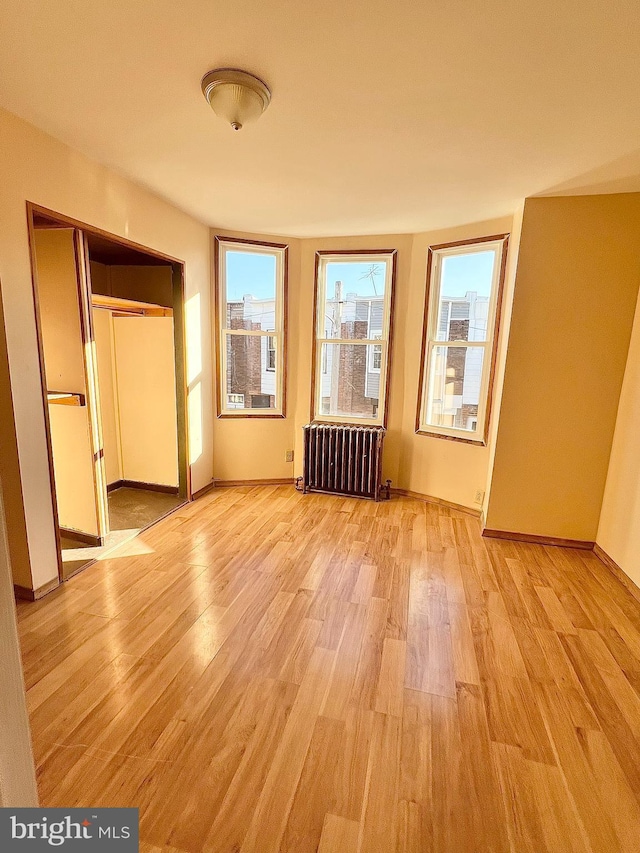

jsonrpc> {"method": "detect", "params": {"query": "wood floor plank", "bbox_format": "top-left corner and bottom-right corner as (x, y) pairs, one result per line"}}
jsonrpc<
(329, 705), (374, 823)
(455, 681), (511, 852)
(430, 693), (476, 852)
(15, 486), (640, 853)
(534, 681), (622, 853)
(374, 637), (406, 717)
(492, 741), (554, 853)
(240, 647), (336, 853)
(578, 727), (640, 853)
(279, 715), (345, 853)
(317, 814), (360, 853)
(202, 679), (298, 853)
(357, 711), (401, 853)
(535, 585), (579, 635)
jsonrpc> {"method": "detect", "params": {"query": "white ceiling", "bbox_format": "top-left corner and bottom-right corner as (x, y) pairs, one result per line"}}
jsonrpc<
(2, 0), (640, 237)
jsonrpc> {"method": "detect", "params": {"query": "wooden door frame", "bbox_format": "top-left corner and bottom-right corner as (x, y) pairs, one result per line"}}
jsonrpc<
(25, 202), (191, 584)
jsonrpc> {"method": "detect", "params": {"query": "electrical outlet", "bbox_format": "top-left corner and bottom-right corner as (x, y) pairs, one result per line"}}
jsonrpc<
(474, 488), (484, 505)
(285, 450), (294, 462)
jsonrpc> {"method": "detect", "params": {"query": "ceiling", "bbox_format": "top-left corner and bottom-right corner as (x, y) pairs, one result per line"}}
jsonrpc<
(2, 1), (640, 237)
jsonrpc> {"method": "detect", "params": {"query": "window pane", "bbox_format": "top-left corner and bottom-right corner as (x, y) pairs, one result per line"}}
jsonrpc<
(322, 261), (388, 340)
(225, 333), (277, 410)
(319, 343), (382, 419)
(266, 334), (276, 371)
(225, 251), (276, 330)
(426, 345), (485, 431)
(436, 251), (495, 343)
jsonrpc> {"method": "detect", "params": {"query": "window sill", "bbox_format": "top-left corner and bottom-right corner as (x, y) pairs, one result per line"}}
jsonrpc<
(218, 412), (286, 419)
(313, 415), (384, 428)
(415, 427), (486, 446)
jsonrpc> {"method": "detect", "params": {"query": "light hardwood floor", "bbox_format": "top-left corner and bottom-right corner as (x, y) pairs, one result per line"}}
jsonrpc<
(16, 486), (640, 852)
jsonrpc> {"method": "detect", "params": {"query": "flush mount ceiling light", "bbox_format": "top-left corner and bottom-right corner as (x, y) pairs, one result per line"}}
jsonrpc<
(201, 68), (271, 131)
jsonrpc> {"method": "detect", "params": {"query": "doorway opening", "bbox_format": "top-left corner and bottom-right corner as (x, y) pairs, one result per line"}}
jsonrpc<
(27, 204), (190, 582)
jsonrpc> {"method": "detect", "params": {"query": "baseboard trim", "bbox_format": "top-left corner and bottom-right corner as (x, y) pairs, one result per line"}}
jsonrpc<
(593, 543), (640, 605)
(109, 479), (179, 495)
(192, 480), (215, 500)
(213, 478), (295, 488)
(59, 527), (103, 547)
(391, 488), (481, 518)
(482, 528), (595, 550)
(14, 577), (60, 601)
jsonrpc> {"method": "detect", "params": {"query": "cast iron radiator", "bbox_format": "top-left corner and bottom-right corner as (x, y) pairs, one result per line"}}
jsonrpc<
(301, 423), (388, 501)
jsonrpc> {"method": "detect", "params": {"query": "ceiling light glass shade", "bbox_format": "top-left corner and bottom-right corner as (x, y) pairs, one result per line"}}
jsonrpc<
(201, 68), (271, 131)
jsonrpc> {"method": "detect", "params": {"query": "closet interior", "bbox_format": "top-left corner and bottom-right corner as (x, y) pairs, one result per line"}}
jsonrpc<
(29, 209), (188, 579)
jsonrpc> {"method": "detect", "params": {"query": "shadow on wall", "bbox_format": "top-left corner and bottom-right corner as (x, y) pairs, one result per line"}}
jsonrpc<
(535, 145), (640, 198)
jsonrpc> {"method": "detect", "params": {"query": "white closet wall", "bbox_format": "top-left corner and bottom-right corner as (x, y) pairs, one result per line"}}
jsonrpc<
(93, 310), (178, 489)
(114, 316), (178, 487)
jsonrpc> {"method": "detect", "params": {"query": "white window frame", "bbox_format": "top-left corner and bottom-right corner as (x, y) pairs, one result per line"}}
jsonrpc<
(266, 333), (276, 372)
(216, 238), (287, 417)
(313, 250), (396, 426)
(417, 236), (508, 443)
(367, 333), (382, 373)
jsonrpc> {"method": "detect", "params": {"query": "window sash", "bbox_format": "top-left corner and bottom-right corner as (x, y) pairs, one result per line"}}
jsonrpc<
(217, 239), (286, 416)
(423, 342), (488, 435)
(315, 340), (389, 425)
(221, 331), (282, 413)
(315, 254), (394, 344)
(418, 238), (507, 442)
(313, 252), (395, 425)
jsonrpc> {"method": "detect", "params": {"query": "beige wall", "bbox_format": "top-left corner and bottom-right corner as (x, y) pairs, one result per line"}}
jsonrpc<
(0, 290), (31, 588)
(597, 283), (640, 586)
(93, 308), (122, 485)
(0, 107), (211, 590)
(482, 204), (525, 519)
(212, 216), (514, 508)
(486, 194), (640, 541)
(0, 483), (37, 806)
(113, 316), (178, 487)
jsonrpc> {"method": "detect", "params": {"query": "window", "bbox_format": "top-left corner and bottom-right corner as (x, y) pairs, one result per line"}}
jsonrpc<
(266, 334), (276, 371)
(216, 237), (287, 416)
(368, 334), (382, 372)
(417, 235), (508, 443)
(313, 250), (396, 425)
